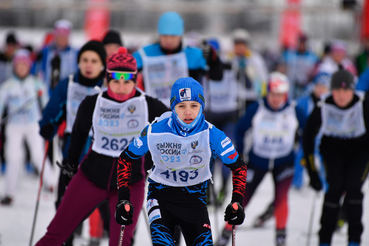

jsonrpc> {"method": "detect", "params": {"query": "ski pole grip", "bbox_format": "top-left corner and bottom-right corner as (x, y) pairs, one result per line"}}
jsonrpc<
(232, 202), (238, 213)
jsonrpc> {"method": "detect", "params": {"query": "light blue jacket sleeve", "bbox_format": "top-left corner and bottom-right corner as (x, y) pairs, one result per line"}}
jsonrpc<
(184, 47), (206, 70)
(133, 50), (143, 71)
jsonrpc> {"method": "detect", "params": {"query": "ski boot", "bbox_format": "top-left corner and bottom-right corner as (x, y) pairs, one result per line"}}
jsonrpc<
(88, 238), (100, 246)
(214, 227), (232, 246)
(253, 203), (274, 227)
(1, 196), (13, 205)
(276, 229), (286, 246)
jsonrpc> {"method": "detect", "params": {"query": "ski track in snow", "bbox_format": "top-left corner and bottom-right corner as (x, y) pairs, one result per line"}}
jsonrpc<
(0, 165), (368, 246)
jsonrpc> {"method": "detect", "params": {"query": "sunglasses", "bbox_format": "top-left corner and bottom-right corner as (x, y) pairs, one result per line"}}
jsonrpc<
(107, 70), (136, 81)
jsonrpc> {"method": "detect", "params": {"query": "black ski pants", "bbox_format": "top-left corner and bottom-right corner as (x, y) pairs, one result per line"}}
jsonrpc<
(319, 150), (369, 244)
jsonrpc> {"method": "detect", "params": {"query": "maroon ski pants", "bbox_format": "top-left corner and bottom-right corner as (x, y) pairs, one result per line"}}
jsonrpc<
(35, 169), (145, 246)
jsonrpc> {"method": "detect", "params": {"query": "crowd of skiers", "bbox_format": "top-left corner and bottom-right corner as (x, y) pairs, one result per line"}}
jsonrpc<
(0, 10), (369, 246)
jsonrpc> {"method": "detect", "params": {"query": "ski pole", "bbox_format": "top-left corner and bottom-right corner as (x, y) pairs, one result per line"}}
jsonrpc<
(232, 203), (238, 246)
(29, 140), (49, 246)
(118, 225), (126, 246)
(306, 191), (318, 246)
(210, 182), (219, 237)
(118, 204), (131, 246)
(141, 206), (151, 234)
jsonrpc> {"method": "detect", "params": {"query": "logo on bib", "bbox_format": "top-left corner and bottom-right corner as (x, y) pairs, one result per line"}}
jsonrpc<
(128, 105), (136, 114)
(141, 127), (148, 137)
(190, 155), (202, 164)
(179, 88), (191, 101)
(191, 140), (198, 149)
(127, 119), (139, 128)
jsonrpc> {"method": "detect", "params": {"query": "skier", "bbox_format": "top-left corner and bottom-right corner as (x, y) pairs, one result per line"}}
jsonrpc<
(203, 38), (240, 204)
(36, 46), (168, 246)
(252, 71), (331, 228)
(303, 68), (369, 246)
(115, 77), (247, 245)
(281, 33), (318, 99)
(0, 49), (53, 205)
(38, 40), (107, 245)
(226, 28), (268, 112)
(95, 29), (124, 242)
(0, 32), (19, 85)
(0, 32), (19, 175)
(34, 19), (78, 89)
(102, 29), (123, 60)
(132, 11), (223, 108)
(293, 71), (330, 189)
(316, 40), (357, 77)
(216, 72), (306, 246)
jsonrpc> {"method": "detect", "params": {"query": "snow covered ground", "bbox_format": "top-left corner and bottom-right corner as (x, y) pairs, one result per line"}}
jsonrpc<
(0, 164), (368, 246)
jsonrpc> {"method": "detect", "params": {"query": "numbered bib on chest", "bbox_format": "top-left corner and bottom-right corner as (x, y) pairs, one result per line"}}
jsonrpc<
(92, 94), (148, 157)
(321, 99), (366, 138)
(208, 70), (238, 113)
(290, 55), (315, 83)
(140, 50), (189, 107)
(7, 79), (41, 124)
(148, 128), (212, 187)
(252, 103), (298, 159)
(66, 80), (99, 134)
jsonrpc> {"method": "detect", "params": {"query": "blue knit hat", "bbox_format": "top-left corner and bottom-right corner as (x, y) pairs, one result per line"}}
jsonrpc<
(157, 12), (184, 36)
(207, 38), (220, 53)
(313, 72), (331, 88)
(170, 77), (205, 110)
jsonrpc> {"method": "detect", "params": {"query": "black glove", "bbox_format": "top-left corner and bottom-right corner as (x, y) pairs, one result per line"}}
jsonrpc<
(115, 200), (134, 225)
(201, 40), (215, 64)
(40, 122), (55, 140)
(56, 159), (78, 186)
(308, 171), (322, 191)
(224, 202), (245, 225)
